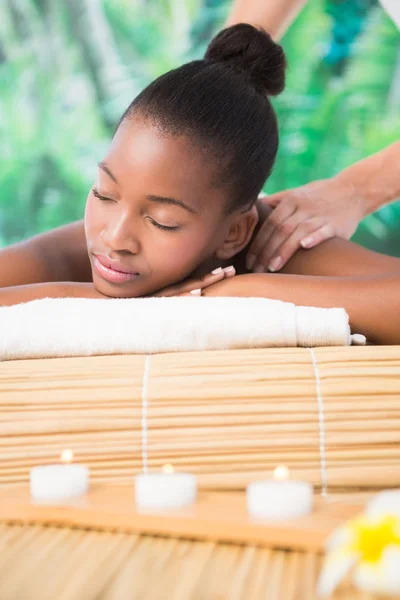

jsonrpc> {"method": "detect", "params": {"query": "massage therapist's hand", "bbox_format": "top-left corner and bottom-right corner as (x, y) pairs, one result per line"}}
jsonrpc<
(247, 176), (365, 273)
(152, 265), (236, 297)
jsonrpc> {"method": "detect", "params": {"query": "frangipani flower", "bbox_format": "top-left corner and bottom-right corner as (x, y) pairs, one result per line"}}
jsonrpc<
(317, 512), (400, 597)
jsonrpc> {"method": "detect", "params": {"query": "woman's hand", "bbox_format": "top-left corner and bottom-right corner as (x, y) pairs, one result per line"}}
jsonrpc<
(152, 265), (236, 297)
(247, 176), (365, 273)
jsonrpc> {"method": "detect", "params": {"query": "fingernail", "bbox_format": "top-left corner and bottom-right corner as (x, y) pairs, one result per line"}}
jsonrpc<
(190, 288), (201, 296)
(211, 267), (223, 274)
(253, 264), (265, 274)
(246, 254), (256, 270)
(301, 237), (313, 249)
(224, 265), (235, 275)
(268, 257), (282, 272)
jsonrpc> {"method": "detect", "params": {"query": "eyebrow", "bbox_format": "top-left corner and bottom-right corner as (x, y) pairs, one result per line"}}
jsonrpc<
(98, 161), (118, 184)
(98, 161), (197, 215)
(146, 195), (198, 215)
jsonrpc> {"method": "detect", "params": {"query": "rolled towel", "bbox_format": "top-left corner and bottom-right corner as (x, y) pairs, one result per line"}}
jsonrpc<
(0, 296), (364, 360)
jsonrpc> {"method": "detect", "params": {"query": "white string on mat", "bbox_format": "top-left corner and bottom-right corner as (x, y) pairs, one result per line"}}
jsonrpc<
(307, 348), (328, 498)
(141, 355), (151, 474)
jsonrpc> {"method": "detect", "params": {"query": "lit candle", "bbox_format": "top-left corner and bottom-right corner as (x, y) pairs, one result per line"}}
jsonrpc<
(247, 465), (313, 520)
(30, 450), (89, 502)
(135, 464), (197, 511)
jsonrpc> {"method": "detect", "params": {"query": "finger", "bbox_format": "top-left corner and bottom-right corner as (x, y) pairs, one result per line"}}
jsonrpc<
(254, 213), (305, 271)
(194, 266), (236, 290)
(173, 269), (224, 295)
(170, 265), (236, 296)
(300, 224), (335, 249)
(249, 207), (301, 272)
(223, 265), (236, 278)
(267, 218), (327, 272)
(247, 199), (296, 270)
(152, 288), (177, 298)
(260, 191), (289, 208)
(179, 288), (202, 297)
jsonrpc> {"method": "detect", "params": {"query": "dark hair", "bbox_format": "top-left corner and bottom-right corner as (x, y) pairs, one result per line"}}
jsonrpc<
(119, 24), (286, 212)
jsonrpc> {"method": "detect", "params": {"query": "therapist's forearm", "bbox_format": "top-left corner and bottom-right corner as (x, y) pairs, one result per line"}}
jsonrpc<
(336, 141), (400, 217)
(226, 0), (308, 39)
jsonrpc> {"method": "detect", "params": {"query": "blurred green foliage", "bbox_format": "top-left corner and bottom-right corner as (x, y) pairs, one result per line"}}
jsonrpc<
(0, 0), (399, 254)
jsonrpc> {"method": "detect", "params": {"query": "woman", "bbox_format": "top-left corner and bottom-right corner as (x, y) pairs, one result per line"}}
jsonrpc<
(0, 24), (399, 344)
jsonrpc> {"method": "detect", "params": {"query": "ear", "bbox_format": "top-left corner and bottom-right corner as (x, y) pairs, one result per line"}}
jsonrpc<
(215, 204), (259, 260)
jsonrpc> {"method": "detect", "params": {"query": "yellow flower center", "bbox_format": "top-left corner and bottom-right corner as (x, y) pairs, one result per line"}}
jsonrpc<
(350, 515), (400, 564)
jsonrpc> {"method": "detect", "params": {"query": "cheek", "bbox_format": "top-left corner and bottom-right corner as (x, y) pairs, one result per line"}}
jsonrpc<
(84, 194), (102, 242)
(148, 228), (216, 283)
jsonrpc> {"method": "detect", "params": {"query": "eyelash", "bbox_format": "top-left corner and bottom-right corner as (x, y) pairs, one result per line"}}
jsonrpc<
(147, 218), (180, 232)
(92, 187), (114, 202)
(92, 187), (180, 232)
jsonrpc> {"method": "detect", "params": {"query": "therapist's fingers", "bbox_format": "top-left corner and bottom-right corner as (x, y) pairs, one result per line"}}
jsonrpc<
(266, 218), (332, 271)
(250, 211), (307, 272)
(259, 190), (287, 208)
(246, 197), (296, 270)
(299, 223), (336, 250)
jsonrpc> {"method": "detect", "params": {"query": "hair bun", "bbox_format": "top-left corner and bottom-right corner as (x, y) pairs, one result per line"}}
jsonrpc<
(204, 24), (286, 96)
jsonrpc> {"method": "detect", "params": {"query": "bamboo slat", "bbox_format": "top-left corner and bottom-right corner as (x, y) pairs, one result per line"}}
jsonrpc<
(1, 346), (400, 491)
(0, 520), (384, 600)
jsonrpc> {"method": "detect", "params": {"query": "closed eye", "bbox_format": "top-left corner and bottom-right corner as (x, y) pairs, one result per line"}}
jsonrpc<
(92, 187), (116, 202)
(92, 187), (180, 231)
(147, 217), (181, 232)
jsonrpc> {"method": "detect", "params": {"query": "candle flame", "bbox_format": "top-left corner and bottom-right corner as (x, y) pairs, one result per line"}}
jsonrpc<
(60, 449), (74, 464)
(273, 465), (289, 481)
(162, 464), (175, 474)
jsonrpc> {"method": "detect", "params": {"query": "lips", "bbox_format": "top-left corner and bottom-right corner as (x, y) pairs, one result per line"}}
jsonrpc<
(93, 254), (140, 284)
(95, 254), (138, 274)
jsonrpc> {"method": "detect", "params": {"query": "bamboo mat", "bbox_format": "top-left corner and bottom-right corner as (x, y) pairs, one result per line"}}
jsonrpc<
(2, 346), (400, 490)
(0, 522), (380, 600)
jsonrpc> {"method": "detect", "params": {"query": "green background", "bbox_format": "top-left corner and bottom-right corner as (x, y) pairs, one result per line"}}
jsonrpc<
(1, 0), (399, 254)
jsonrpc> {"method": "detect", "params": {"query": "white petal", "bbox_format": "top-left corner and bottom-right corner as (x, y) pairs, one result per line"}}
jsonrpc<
(367, 490), (400, 519)
(316, 550), (358, 597)
(353, 546), (400, 595)
(325, 525), (353, 552)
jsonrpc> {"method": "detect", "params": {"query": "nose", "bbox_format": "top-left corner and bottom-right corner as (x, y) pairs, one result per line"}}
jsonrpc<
(101, 214), (140, 255)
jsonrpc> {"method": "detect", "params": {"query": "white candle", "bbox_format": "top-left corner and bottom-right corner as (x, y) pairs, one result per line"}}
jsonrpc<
(247, 465), (313, 520)
(135, 464), (197, 510)
(367, 489), (400, 519)
(30, 450), (89, 502)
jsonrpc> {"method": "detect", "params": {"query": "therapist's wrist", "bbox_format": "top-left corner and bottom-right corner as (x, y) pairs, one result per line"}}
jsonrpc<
(335, 142), (400, 217)
(333, 168), (373, 220)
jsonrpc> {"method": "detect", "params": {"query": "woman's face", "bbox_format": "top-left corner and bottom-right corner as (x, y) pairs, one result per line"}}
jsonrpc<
(85, 116), (233, 298)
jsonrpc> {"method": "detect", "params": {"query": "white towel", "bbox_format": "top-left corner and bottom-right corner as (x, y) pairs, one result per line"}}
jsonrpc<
(0, 296), (364, 360)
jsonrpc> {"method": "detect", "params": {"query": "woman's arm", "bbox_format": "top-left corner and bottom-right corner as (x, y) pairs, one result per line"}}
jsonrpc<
(0, 281), (105, 307)
(203, 272), (400, 345)
(281, 237), (400, 277)
(0, 220), (90, 288)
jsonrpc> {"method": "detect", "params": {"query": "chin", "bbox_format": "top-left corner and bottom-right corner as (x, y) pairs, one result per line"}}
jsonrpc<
(92, 274), (144, 299)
